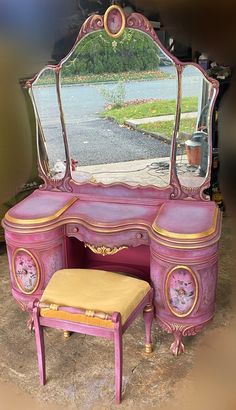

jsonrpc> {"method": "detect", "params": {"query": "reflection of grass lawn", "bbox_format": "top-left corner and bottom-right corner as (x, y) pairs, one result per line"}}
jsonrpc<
(137, 117), (197, 142)
(102, 97), (198, 124)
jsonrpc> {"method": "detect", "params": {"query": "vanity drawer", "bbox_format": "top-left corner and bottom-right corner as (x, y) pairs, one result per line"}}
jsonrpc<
(65, 223), (149, 248)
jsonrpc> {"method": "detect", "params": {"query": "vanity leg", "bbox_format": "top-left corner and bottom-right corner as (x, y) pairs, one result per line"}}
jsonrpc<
(143, 304), (154, 354)
(171, 330), (185, 356)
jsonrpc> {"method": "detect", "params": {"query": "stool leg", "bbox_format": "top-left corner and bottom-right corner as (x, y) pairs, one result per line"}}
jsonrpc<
(114, 316), (122, 404)
(143, 304), (154, 354)
(33, 307), (46, 385)
(63, 330), (71, 339)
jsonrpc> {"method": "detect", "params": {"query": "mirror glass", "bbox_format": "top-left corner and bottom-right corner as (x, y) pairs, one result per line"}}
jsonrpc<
(175, 65), (215, 188)
(60, 29), (178, 186)
(31, 68), (67, 179)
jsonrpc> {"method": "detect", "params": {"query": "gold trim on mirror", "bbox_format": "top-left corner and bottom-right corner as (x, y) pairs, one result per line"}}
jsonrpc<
(84, 243), (128, 256)
(104, 5), (126, 39)
(165, 265), (199, 318)
(5, 197), (77, 225)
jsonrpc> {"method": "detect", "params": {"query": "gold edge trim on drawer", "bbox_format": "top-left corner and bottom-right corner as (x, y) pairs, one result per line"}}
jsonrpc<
(152, 207), (219, 240)
(5, 197), (78, 225)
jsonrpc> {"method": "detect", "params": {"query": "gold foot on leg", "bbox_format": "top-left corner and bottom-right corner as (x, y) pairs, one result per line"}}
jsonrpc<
(63, 331), (71, 339)
(145, 343), (153, 354)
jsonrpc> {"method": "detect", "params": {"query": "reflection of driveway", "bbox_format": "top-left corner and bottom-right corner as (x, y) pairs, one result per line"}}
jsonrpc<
(54, 118), (171, 166)
(34, 73), (201, 166)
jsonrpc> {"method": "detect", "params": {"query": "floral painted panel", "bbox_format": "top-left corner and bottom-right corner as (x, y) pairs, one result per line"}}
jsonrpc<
(166, 267), (198, 317)
(14, 250), (40, 294)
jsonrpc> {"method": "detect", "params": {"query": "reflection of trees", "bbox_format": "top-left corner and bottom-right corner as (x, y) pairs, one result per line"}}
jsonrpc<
(62, 30), (160, 76)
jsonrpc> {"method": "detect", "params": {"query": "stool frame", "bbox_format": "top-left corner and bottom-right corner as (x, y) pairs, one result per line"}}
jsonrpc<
(32, 288), (153, 404)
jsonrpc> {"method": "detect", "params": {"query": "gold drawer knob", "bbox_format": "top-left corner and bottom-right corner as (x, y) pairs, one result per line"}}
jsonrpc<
(72, 227), (79, 233)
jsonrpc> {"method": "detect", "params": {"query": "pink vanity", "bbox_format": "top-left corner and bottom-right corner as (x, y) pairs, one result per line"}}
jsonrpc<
(2, 6), (222, 355)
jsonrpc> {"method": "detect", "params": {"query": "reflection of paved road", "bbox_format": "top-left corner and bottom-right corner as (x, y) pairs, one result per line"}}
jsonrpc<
(43, 118), (171, 166)
(34, 70), (202, 165)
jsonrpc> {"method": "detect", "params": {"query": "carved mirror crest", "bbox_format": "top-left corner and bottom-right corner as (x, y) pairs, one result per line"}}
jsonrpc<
(26, 5), (218, 199)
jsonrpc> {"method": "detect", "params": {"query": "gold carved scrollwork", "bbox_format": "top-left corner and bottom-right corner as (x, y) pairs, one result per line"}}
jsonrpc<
(84, 243), (128, 256)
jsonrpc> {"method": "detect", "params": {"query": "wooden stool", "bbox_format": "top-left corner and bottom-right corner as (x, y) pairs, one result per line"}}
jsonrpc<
(32, 269), (154, 404)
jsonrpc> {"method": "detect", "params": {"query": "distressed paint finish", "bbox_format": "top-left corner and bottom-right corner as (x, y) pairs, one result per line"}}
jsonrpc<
(150, 234), (220, 355)
(3, 191), (222, 354)
(1, 7), (222, 357)
(4, 226), (66, 313)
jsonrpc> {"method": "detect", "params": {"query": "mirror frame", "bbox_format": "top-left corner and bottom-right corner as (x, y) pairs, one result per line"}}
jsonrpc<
(25, 5), (219, 200)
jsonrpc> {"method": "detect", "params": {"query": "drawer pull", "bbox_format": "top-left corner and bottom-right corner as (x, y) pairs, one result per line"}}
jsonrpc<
(72, 227), (79, 233)
(136, 233), (143, 239)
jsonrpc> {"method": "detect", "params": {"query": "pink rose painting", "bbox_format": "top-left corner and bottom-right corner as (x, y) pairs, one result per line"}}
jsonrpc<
(14, 251), (39, 293)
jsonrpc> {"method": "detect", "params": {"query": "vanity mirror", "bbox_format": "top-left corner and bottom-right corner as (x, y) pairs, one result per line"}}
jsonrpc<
(30, 68), (68, 180)
(174, 65), (217, 198)
(59, 28), (177, 187)
(3, 6), (222, 356)
(27, 5), (218, 196)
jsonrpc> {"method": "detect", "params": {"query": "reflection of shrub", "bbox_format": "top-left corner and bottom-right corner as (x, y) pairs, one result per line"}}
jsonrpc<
(61, 30), (160, 77)
(99, 81), (126, 108)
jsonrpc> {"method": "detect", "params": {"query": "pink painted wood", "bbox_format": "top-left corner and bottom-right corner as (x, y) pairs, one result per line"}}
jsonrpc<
(25, 8), (219, 201)
(3, 192), (222, 354)
(32, 287), (153, 404)
(2, 6), (222, 361)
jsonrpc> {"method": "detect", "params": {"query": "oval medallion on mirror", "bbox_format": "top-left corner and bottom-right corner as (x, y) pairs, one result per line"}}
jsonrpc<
(29, 68), (68, 181)
(60, 27), (178, 187)
(174, 65), (218, 197)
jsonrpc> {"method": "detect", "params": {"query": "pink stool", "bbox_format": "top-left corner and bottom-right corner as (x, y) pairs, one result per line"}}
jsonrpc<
(32, 269), (154, 404)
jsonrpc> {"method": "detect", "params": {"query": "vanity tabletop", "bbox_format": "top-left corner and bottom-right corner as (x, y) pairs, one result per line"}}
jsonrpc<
(3, 189), (159, 229)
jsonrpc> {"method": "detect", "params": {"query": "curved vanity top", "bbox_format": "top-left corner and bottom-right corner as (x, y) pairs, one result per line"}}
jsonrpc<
(64, 200), (158, 228)
(3, 189), (158, 230)
(3, 190), (221, 247)
(152, 200), (221, 244)
(4, 191), (77, 225)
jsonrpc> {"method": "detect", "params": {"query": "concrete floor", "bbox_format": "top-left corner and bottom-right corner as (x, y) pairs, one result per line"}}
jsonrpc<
(0, 216), (233, 410)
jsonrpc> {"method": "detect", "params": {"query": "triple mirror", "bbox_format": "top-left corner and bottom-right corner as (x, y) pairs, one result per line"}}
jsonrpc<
(28, 6), (218, 197)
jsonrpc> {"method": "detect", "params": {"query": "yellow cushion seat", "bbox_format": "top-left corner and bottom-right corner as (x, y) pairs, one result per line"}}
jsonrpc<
(40, 269), (151, 328)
